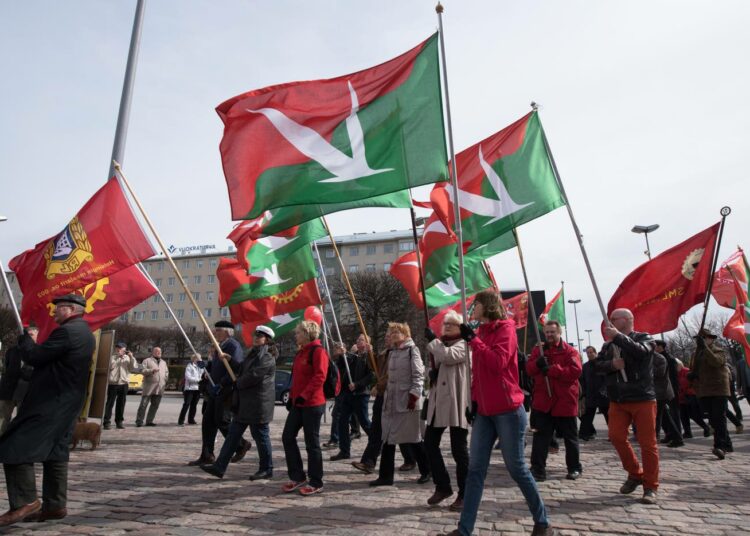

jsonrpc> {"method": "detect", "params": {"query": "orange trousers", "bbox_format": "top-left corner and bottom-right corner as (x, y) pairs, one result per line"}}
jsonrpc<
(607, 400), (659, 491)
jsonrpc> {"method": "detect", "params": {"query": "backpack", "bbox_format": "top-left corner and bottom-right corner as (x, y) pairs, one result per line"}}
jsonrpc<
(308, 344), (341, 399)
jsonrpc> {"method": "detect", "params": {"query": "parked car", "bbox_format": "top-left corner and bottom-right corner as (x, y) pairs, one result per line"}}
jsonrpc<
(128, 373), (143, 394)
(275, 370), (292, 405)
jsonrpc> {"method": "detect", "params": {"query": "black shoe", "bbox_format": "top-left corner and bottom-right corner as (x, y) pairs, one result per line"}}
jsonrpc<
(145, 422), (156, 427)
(682, 432), (693, 439)
(200, 464), (224, 479)
(350, 432), (362, 440)
(712, 447), (726, 460)
(398, 462), (416, 472)
(579, 435), (594, 441)
(531, 523), (558, 536)
(659, 437), (670, 444)
(427, 489), (453, 505)
(103, 423), (111, 430)
(322, 440), (338, 450)
(667, 439), (684, 448)
(187, 421), (198, 425)
(116, 423), (125, 429)
(530, 468), (546, 482)
(725, 444), (734, 453)
(703, 428), (711, 437)
(620, 478), (642, 494)
(249, 470), (273, 481)
(330, 452), (350, 461)
(178, 422), (184, 427)
(369, 478), (393, 487)
(136, 422), (143, 427)
(188, 454), (215, 467)
(566, 470), (581, 480)
(417, 473), (431, 484)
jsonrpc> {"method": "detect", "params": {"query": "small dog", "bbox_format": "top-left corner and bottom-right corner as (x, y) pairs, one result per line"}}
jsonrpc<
(71, 421), (102, 450)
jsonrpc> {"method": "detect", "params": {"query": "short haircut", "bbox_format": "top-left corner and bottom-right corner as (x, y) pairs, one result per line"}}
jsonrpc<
(585, 346), (597, 353)
(387, 322), (411, 339)
(216, 326), (235, 337)
(357, 333), (371, 343)
(474, 290), (507, 321)
(296, 320), (320, 342)
(443, 310), (464, 325)
(544, 320), (562, 331)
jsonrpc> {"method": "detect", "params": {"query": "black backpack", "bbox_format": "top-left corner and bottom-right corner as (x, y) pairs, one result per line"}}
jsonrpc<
(308, 344), (341, 399)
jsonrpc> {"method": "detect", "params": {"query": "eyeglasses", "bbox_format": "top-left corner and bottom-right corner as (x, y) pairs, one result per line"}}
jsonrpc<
(443, 322), (459, 327)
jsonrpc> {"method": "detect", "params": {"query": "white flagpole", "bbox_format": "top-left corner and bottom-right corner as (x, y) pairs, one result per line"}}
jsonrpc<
(0, 260), (23, 333)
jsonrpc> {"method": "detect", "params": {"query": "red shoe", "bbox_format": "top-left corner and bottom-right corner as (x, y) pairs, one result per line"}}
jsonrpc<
(298, 484), (323, 496)
(281, 480), (307, 493)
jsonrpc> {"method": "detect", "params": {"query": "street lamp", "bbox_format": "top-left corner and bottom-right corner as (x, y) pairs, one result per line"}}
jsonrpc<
(0, 216), (7, 222)
(631, 224), (659, 259)
(585, 329), (592, 347)
(568, 299), (581, 353)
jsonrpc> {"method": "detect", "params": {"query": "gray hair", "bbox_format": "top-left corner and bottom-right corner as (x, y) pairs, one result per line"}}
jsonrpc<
(443, 310), (464, 325)
(217, 327), (235, 337)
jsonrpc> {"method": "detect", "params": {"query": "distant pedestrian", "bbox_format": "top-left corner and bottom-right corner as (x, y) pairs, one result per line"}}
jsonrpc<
(178, 354), (202, 426)
(103, 341), (140, 430)
(136, 347), (168, 427)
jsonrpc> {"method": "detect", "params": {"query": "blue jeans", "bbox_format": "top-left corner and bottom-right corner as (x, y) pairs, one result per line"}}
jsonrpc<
(215, 420), (273, 474)
(338, 393), (371, 457)
(458, 405), (548, 535)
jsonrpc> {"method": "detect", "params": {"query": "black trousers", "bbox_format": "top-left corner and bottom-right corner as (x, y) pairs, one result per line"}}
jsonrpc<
(360, 395), (384, 465)
(179, 390), (200, 424)
(3, 461), (67, 511)
(530, 411), (581, 475)
(656, 399), (681, 441)
(680, 396), (709, 436)
(282, 404), (325, 488)
(666, 398), (682, 436)
(700, 396), (733, 451)
(337, 393), (371, 457)
(378, 441), (429, 482)
(579, 402), (609, 438)
(103, 384), (128, 425)
(201, 393), (248, 458)
(424, 425), (468, 499)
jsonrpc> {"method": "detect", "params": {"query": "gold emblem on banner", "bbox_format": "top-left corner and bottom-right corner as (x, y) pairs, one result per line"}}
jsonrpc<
(271, 284), (304, 304)
(681, 248), (705, 281)
(43, 217), (94, 279)
(46, 278), (109, 316)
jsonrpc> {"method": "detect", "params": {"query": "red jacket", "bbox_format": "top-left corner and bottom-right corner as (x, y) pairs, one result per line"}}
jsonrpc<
(290, 340), (328, 407)
(470, 319), (525, 416)
(527, 340), (582, 417)
(677, 367), (696, 404)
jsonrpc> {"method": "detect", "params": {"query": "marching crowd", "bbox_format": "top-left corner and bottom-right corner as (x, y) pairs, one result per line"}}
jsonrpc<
(0, 290), (747, 535)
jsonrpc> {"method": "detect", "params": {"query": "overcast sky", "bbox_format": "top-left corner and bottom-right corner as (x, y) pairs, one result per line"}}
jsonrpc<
(1, 1), (748, 348)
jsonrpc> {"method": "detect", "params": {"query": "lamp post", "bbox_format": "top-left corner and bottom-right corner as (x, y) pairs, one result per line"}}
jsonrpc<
(585, 329), (592, 348)
(568, 299), (581, 353)
(631, 224), (660, 260)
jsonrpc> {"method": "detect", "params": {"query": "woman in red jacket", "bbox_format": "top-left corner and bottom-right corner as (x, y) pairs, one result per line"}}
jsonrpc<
(281, 320), (328, 496)
(444, 290), (554, 536)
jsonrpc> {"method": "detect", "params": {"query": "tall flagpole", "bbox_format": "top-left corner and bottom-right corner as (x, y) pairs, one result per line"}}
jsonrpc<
(561, 280), (569, 343)
(409, 207), (430, 325)
(698, 207), (731, 332)
(0, 260), (23, 333)
(436, 3), (467, 320)
(535, 105), (627, 382)
(108, 0), (146, 179)
(513, 229), (551, 397)
(114, 162), (235, 381)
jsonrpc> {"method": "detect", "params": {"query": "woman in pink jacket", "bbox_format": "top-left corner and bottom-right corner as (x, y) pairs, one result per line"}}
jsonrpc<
(443, 290), (554, 536)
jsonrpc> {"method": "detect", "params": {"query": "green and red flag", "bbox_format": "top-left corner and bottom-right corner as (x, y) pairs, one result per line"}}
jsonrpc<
(217, 33), (447, 221)
(240, 308), (307, 346)
(228, 218), (327, 272)
(713, 248), (748, 309)
(504, 291), (529, 328)
(430, 111), (564, 252)
(539, 286), (566, 328)
(722, 251), (750, 364)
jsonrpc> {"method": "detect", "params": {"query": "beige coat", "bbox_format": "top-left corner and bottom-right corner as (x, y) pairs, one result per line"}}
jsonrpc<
(381, 339), (424, 445)
(108, 353), (140, 385)
(426, 338), (470, 429)
(141, 357), (169, 396)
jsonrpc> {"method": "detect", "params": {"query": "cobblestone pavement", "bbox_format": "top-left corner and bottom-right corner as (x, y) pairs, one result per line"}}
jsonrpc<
(1, 394), (749, 535)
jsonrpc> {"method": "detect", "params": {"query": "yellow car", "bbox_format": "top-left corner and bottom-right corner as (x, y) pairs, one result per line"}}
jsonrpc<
(128, 373), (144, 394)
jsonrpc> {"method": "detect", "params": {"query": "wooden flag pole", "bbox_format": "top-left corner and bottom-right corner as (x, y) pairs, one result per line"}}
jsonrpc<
(114, 161), (235, 381)
(321, 217), (380, 379)
(513, 228), (551, 397)
(698, 208), (731, 333)
(0, 259), (23, 334)
(409, 207), (430, 325)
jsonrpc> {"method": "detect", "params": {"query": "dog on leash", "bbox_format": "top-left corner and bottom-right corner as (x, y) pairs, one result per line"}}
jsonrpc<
(71, 420), (102, 450)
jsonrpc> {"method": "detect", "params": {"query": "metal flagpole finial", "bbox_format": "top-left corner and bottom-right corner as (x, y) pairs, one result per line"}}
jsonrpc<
(530, 101), (539, 111)
(435, 2), (444, 13)
(720, 206), (731, 217)
(113, 160), (122, 172)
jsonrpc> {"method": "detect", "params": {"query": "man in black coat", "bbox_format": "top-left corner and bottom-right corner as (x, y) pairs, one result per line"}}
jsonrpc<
(0, 326), (38, 435)
(0, 294), (95, 526)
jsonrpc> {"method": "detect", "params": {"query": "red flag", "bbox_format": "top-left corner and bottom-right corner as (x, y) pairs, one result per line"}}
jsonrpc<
(389, 251), (424, 309)
(504, 291), (529, 328)
(412, 199), (432, 210)
(25, 265), (157, 343)
(428, 295), (476, 334)
(607, 222), (720, 333)
(9, 178), (154, 308)
(723, 306), (750, 360)
(712, 248), (747, 309)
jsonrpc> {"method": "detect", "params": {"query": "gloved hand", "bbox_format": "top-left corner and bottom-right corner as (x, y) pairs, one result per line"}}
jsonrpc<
(465, 401), (478, 425)
(428, 368), (439, 385)
(459, 323), (476, 342)
(687, 371), (698, 381)
(285, 397), (293, 411)
(695, 336), (706, 349)
(424, 327), (437, 342)
(210, 384), (222, 397)
(196, 360), (206, 369)
(407, 393), (419, 410)
(535, 356), (548, 371)
(294, 396), (305, 406)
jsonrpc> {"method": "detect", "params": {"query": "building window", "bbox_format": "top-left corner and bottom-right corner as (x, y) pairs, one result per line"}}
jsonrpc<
(324, 266), (335, 276)
(153, 295), (159, 304)
(221, 307), (229, 318)
(179, 293), (186, 302)
(134, 311), (145, 321)
(155, 278), (162, 287)
(197, 259), (204, 269)
(349, 265), (359, 273)
(206, 291), (215, 302)
(383, 262), (391, 271)
(383, 243), (394, 253)
(194, 275), (202, 285)
(182, 260), (190, 269)
(168, 277), (175, 287)
(398, 240), (414, 251)
(325, 249), (335, 258)
(176, 309), (184, 319)
(204, 308), (212, 318)
(163, 310), (170, 319)
(350, 247), (359, 256)
(151, 311), (158, 320)
(119, 313), (129, 322)
(191, 309), (198, 318)
(366, 264), (376, 272)
(165, 293), (173, 303)
(193, 292), (200, 301)
(207, 274), (216, 284)
(210, 259), (218, 269)
(366, 245), (376, 255)
(157, 262), (164, 271)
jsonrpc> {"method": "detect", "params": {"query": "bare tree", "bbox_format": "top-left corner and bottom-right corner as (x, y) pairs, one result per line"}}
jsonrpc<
(665, 310), (733, 367)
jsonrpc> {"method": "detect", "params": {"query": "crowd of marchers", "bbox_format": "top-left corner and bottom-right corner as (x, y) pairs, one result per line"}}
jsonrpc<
(0, 290), (747, 536)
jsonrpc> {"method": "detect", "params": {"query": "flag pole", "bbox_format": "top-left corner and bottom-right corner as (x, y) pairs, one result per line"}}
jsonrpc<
(436, 3), (467, 320)
(535, 105), (626, 381)
(320, 217), (380, 379)
(312, 241), (354, 384)
(0, 259), (23, 334)
(409, 207), (430, 325)
(561, 280), (569, 343)
(698, 207), (732, 333)
(512, 229), (551, 397)
(114, 162), (235, 381)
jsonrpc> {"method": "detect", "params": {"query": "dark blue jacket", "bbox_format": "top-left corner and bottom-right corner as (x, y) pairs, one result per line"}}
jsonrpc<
(209, 337), (244, 386)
